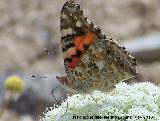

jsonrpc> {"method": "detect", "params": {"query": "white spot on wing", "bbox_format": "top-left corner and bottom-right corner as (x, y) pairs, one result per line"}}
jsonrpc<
(68, 27), (73, 35)
(96, 61), (104, 70)
(61, 29), (67, 37)
(61, 27), (73, 37)
(82, 54), (89, 63)
(76, 21), (82, 27)
(74, 16), (77, 20)
(62, 13), (68, 19)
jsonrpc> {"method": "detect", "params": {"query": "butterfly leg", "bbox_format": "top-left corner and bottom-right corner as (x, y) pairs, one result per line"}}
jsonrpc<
(80, 88), (101, 109)
(60, 100), (69, 117)
(60, 93), (73, 118)
(52, 84), (62, 106)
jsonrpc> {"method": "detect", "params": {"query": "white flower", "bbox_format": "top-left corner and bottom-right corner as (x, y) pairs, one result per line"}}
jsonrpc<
(40, 82), (160, 121)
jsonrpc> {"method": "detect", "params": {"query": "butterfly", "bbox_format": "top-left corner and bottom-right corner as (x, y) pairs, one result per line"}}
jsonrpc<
(57, 1), (137, 93)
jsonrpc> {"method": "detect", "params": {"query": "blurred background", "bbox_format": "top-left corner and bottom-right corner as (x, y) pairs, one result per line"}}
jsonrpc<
(0, 0), (160, 121)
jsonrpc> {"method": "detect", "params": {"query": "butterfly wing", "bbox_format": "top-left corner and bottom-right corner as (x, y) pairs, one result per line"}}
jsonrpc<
(61, 1), (105, 69)
(72, 38), (137, 92)
(60, 1), (137, 93)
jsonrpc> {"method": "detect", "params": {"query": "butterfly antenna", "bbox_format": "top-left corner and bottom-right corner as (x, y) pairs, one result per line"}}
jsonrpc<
(31, 75), (48, 78)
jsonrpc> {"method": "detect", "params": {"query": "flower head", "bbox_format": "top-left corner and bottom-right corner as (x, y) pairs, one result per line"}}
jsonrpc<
(40, 82), (160, 121)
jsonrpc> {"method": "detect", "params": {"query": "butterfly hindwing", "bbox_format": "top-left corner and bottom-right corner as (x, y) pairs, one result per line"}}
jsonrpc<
(67, 38), (137, 92)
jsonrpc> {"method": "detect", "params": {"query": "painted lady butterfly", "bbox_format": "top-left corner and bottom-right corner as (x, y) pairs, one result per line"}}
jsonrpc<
(57, 1), (137, 93)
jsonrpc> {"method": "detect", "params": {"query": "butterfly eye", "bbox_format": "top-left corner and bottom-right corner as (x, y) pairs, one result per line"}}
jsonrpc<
(122, 47), (126, 50)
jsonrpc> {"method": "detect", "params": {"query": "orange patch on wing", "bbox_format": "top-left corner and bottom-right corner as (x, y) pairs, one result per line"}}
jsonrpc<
(74, 31), (96, 52)
(74, 36), (83, 48)
(68, 57), (80, 69)
(67, 30), (96, 69)
(82, 31), (96, 46)
(67, 47), (77, 57)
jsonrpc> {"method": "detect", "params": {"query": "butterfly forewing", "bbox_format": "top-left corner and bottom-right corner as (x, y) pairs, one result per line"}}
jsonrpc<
(59, 1), (137, 93)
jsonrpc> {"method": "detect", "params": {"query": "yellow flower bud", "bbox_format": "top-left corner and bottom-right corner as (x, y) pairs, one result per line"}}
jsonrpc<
(4, 76), (25, 93)
(1, 76), (25, 117)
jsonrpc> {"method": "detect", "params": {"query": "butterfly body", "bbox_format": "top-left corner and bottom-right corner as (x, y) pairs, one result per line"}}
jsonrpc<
(58, 1), (137, 93)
